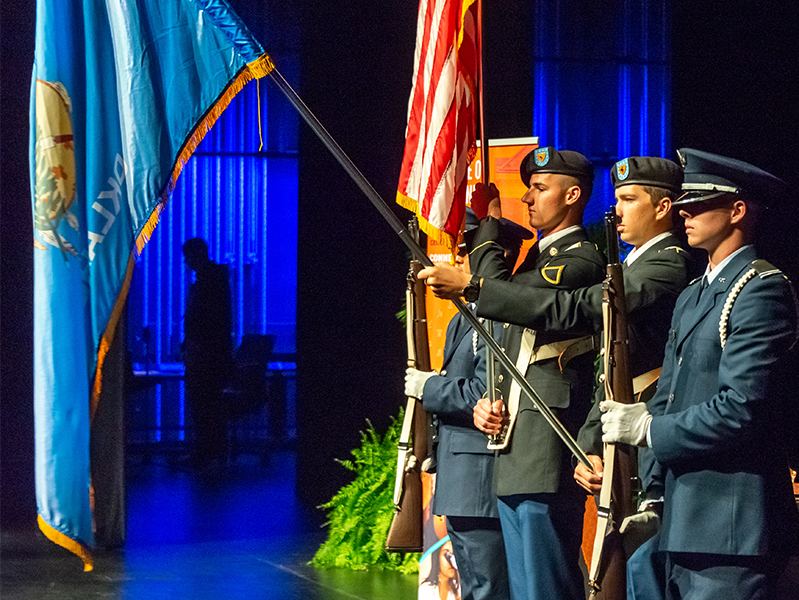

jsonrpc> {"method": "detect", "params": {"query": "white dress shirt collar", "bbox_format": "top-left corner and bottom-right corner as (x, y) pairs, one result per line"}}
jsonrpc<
(625, 231), (672, 266)
(537, 224), (583, 252)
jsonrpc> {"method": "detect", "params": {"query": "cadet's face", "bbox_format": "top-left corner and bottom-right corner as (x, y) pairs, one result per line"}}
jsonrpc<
(614, 185), (660, 248)
(678, 198), (735, 252)
(521, 173), (575, 235)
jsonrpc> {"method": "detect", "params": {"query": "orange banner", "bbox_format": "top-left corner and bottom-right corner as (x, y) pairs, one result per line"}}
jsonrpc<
(425, 137), (539, 370)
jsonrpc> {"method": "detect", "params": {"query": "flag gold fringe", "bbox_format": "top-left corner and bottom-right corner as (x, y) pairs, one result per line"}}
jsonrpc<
(102, 53), (274, 400)
(396, 191), (461, 262)
(38, 515), (94, 571)
(134, 53), (274, 256)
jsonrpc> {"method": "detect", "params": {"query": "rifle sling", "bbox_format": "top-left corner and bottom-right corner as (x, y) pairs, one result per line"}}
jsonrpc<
(507, 331), (599, 422)
(632, 367), (661, 398)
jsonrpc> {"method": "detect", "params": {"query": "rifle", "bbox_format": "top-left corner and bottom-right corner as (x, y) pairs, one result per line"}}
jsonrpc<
(386, 218), (430, 552)
(587, 208), (637, 598)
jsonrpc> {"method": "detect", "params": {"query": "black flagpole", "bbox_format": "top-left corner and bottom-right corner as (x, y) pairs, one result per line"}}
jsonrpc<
(264, 64), (593, 471)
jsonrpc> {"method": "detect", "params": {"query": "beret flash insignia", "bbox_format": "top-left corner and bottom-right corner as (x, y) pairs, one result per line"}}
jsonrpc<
(534, 147), (550, 167)
(616, 158), (629, 181)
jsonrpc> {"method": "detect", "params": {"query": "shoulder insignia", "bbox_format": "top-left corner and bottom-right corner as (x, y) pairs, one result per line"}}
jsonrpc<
(751, 259), (782, 278)
(660, 245), (688, 255)
(689, 276), (702, 286)
(549, 246), (558, 256)
(542, 265), (565, 285)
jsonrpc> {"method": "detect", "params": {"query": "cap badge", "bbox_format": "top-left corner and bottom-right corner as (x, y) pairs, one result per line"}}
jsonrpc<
(534, 147), (550, 167)
(616, 158), (629, 181)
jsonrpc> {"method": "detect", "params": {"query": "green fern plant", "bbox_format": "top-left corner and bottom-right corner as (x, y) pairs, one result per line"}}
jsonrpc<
(312, 412), (420, 573)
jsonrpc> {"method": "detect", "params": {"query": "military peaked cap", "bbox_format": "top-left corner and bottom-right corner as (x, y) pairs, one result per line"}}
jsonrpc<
(674, 148), (788, 206)
(612, 156), (683, 193)
(520, 147), (594, 187)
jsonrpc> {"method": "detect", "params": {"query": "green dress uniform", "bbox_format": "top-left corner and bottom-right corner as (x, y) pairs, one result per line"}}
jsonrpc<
(470, 216), (605, 600)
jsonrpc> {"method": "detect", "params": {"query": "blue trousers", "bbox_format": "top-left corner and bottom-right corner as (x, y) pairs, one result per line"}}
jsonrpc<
(446, 516), (510, 600)
(664, 552), (787, 600)
(497, 494), (585, 600)
(628, 533), (666, 600)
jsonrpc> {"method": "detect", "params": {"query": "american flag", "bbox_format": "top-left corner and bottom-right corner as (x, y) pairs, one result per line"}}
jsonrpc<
(397, 0), (479, 254)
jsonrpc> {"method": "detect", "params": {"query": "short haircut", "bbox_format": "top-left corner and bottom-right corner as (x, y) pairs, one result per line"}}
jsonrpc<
(640, 185), (673, 207)
(563, 174), (593, 207)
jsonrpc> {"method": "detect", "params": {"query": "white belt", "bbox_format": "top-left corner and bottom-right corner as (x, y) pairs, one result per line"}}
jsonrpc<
(507, 330), (600, 418)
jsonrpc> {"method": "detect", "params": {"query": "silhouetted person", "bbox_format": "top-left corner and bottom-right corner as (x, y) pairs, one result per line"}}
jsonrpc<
(182, 237), (232, 471)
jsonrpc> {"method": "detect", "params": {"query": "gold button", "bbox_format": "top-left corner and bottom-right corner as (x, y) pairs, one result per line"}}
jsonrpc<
(549, 247), (558, 256)
(497, 375), (504, 383)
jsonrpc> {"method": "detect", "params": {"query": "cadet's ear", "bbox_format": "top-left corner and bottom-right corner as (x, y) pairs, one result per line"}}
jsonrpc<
(564, 185), (582, 206)
(729, 200), (747, 225)
(655, 196), (672, 221)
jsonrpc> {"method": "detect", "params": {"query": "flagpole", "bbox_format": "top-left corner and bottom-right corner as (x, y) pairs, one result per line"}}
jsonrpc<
(477, 0), (488, 185)
(475, 0), (499, 414)
(265, 66), (593, 471)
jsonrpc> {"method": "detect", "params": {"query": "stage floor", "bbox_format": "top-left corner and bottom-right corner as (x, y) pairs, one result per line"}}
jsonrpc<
(1, 452), (417, 600)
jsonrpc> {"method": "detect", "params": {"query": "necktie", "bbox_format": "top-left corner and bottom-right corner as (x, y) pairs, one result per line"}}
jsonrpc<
(695, 277), (708, 307)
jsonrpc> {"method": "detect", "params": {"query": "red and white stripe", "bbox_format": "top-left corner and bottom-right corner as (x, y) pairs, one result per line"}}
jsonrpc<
(397, 0), (478, 253)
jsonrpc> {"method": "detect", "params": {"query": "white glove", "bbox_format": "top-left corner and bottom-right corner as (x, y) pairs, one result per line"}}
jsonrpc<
(600, 400), (652, 446)
(619, 501), (661, 554)
(619, 506), (661, 536)
(405, 367), (436, 399)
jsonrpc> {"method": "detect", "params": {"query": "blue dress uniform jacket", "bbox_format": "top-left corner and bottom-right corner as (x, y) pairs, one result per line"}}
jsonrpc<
(643, 246), (799, 557)
(471, 219), (606, 495)
(422, 311), (502, 518)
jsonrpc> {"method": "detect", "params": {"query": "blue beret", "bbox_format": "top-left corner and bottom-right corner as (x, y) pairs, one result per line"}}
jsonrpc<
(674, 148), (787, 207)
(520, 147), (594, 188)
(612, 156), (683, 193)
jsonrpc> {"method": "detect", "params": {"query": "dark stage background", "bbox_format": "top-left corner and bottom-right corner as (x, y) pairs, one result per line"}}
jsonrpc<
(2, 0), (799, 523)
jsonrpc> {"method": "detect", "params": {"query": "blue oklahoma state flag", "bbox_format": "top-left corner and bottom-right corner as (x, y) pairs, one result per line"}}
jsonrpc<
(30, 0), (270, 569)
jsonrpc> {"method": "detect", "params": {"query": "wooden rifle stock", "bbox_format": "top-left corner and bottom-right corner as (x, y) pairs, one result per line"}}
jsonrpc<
(386, 228), (431, 552)
(588, 208), (637, 598)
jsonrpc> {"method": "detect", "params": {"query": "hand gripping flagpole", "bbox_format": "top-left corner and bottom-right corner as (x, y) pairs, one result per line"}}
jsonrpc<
(264, 60), (594, 471)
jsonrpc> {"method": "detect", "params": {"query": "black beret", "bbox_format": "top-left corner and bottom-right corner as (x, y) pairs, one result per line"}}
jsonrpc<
(611, 156), (683, 193)
(460, 209), (533, 250)
(674, 148), (787, 207)
(499, 218), (534, 250)
(520, 147), (594, 188)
